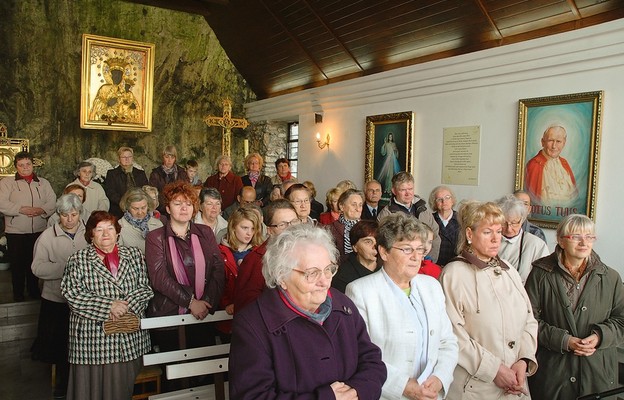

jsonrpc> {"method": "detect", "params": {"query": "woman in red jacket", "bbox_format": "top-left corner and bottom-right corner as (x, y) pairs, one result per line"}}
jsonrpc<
(218, 207), (263, 336)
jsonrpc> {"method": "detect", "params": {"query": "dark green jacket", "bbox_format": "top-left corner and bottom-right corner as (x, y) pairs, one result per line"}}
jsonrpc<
(525, 248), (624, 400)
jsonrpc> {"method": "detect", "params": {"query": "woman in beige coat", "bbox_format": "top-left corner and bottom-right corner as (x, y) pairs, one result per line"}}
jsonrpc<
(440, 201), (538, 399)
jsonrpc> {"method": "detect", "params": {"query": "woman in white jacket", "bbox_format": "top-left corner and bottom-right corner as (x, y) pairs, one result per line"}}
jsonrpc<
(347, 212), (458, 400)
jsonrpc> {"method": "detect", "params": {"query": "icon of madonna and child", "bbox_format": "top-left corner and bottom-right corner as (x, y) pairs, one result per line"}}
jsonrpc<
(89, 56), (142, 125)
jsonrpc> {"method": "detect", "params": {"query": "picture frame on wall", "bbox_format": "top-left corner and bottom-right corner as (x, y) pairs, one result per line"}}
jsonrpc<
(365, 111), (414, 201)
(80, 34), (155, 132)
(514, 91), (603, 229)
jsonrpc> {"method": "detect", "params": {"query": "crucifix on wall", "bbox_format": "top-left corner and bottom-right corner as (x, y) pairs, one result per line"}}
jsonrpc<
(203, 99), (249, 156)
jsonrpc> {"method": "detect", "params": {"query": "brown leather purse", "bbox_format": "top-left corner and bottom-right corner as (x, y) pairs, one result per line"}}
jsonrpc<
(103, 313), (140, 335)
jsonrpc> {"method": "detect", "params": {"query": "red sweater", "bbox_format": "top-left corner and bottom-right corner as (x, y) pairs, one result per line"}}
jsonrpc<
(419, 259), (442, 279)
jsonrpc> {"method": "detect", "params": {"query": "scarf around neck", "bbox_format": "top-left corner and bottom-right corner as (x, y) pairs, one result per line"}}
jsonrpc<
(278, 287), (332, 325)
(123, 211), (151, 238)
(168, 233), (206, 314)
(249, 171), (260, 187)
(162, 165), (177, 183)
(95, 244), (120, 278)
(339, 214), (358, 254)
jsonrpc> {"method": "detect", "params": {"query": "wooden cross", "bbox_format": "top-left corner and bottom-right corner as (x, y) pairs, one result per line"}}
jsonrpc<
(203, 99), (249, 156)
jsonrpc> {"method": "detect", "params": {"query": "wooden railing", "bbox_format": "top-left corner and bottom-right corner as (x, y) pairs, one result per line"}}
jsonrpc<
(141, 311), (233, 400)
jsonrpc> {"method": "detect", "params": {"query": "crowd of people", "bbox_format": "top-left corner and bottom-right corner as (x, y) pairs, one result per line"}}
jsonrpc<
(0, 146), (622, 400)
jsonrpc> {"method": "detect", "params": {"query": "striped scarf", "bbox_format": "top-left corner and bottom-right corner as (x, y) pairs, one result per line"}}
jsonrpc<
(339, 214), (358, 254)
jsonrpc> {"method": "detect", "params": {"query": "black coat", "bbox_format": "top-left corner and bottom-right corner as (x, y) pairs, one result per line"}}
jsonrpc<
(360, 204), (380, 221)
(148, 165), (189, 215)
(332, 252), (379, 293)
(241, 174), (273, 206)
(433, 211), (460, 266)
(104, 166), (149, 218)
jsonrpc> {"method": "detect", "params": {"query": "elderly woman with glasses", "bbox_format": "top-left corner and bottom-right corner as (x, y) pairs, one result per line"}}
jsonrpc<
(440, 201), (538, 400)
(284, 183), (317, 225)
(525, 214), (624, 400)
(429, 185), (460, 266)
(229, 224), (386, 400)
(347, 213), (458, 400)
(496, 194), (548, 284)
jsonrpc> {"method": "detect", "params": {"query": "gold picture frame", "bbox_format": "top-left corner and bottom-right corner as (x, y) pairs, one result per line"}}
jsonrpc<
(514, 91), (603, 229)
(0, 123), (29, 178)
(80, 34), (155, 132)
(365, 111), (414, 201)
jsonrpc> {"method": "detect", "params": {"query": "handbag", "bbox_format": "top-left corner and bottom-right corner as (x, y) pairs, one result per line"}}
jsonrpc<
(102, 313), (140, 335)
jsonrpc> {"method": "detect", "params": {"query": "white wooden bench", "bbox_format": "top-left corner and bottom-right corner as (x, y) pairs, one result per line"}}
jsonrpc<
(141, 311), (233, 400)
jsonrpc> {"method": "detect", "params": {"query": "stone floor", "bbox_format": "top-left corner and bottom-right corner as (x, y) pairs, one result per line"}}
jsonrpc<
(0, 338), (53, 400)
(0, 269), (53, 400)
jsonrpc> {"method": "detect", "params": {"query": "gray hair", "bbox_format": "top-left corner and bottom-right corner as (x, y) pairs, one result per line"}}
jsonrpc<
(56, 193), (84, 215)
(376, 212), (428, 250)
(337, 189), (365, 208)
(262, 224), (339, 288)
(496, 194), (528, 222)
(556, 214), (595, 239)
(214, 155), (232, 170)
(199, 187), (222, 203)
(543, 124), (567, 139)
(162, 145), (177, 158)
(74, 161), (96, 178)
(428, 185), (457, 211)
(391, 171), (413, 189)
(120, 188), (155, 212)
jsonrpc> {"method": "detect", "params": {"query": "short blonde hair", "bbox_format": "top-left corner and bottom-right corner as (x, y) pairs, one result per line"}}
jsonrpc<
(556, 214), (595, 239)
(245, 153), (264, 171)
(117, 146), (133, 157)
(456, 200), (505, 254)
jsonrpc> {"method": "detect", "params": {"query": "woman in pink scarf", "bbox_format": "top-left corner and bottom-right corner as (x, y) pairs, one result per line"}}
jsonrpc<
(145, 181), (225, 358)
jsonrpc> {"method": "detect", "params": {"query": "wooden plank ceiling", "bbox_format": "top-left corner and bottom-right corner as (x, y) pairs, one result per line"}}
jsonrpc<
(126, 0), (624, 99)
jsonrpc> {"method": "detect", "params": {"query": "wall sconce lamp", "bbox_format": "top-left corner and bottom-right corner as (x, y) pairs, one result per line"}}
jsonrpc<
(316, 132), (330, 149)
(314, 112), (329, 149)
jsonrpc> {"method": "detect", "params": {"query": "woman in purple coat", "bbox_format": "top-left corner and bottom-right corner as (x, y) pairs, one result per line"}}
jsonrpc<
(229, 224), (386, 400)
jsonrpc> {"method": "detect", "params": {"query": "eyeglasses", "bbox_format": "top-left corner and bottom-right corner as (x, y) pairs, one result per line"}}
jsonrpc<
(435, 195), (452, 203)
(562, 234), (597, 243)
(391, 246), (426, 255)
(268, 218), (301, 229)
(292, 264), (338, 283)
(503, 220), (523, 228)
(203, 201), (221, 208)
(291, 198), (310, 206)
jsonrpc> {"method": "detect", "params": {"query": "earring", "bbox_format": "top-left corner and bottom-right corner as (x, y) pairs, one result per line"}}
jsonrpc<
(468, 239), (471, 245)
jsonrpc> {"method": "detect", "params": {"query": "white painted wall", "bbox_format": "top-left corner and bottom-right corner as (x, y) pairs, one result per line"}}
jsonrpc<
(246, 19), (624, 275)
